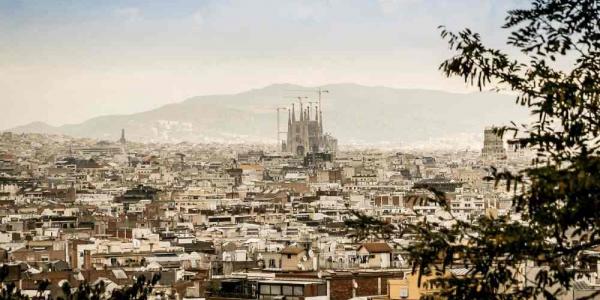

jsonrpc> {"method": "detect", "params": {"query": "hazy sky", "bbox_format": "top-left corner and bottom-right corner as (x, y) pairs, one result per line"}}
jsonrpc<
(0, 0), (523, 130)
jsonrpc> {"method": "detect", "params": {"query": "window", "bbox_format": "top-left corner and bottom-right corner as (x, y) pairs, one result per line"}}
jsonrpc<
(260, 285), (283, 295)
(283, 286), (293, 296)
(293, 286), (303, 296)
(317, 284), (327, 296)
(260, 285), (270, 294)
(270, 285), (281, 295)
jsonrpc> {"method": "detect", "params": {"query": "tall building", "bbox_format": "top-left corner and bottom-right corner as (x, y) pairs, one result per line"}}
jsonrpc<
(282, 103), (337, 156)
(118, 128), (127, 154)
(481, 128), (506, 161)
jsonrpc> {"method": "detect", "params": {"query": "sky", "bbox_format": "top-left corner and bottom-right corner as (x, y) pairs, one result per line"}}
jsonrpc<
(0, 0), (524, 130)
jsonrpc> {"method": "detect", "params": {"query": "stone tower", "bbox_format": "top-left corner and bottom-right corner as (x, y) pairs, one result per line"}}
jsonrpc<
(481, 128), (506, 161)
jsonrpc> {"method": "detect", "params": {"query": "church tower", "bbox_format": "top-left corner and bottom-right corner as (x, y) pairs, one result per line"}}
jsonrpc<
(284, 102), (324, 156)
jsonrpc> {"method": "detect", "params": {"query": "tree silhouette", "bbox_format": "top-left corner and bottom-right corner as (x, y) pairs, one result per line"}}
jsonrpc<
(35, 280), (51, 298)
(109, 274), (161, 300)
(0, 266), (160, 300)
(0, 265), (26, 300)
(420, 0), (600, 299)
(60, 282), (71, 300)
(350, 1), (600, 299)
(56, 274), (161, 300)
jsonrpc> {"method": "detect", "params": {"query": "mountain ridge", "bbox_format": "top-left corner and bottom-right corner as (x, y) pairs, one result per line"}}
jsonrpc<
(6, 83), (528, 148)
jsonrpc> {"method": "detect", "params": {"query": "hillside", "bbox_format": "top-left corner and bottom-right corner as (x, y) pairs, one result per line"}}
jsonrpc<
(7, 83), (528, 148)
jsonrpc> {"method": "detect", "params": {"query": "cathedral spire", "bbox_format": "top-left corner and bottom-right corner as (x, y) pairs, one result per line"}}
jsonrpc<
(292, 104), (296, 121)
(319, 109), (323, 131)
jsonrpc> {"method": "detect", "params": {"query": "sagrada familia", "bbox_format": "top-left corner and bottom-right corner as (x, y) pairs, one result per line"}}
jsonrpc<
(282, 103), (337, 156)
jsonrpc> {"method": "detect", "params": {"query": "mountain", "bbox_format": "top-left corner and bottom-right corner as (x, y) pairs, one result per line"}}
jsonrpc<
(9, 121), (63, 135)
(7, 83), (528, 148)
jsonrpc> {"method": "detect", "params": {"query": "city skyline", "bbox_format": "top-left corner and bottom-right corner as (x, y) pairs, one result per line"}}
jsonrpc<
(0, 1), (597, 299)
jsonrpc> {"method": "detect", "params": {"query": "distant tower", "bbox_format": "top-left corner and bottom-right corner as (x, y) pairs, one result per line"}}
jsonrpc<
(481, 128), (506, 161)
(119, 129), (126, 144)
(119, 129), (127, 154)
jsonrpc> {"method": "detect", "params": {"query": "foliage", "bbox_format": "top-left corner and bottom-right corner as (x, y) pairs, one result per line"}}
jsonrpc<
(344, 210), (397, 242)
(205, 280), (222, 295)
(416, 0), (600, 299)
(350, 0), (600, 299)
(0, 265), (160, 300)
(108, 274), (161, 300)
(0, 265), (27, 300)
(57, 274), (161, 300)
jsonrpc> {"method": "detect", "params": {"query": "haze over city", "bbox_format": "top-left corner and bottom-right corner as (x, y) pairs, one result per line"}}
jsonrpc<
(1, 0), (522, 131)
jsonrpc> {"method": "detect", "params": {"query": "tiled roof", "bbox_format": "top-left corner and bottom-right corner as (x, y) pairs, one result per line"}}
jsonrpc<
(359, 242), (392, 253)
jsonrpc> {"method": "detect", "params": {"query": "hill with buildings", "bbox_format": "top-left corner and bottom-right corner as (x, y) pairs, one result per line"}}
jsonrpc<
(8, 83), (527, 148)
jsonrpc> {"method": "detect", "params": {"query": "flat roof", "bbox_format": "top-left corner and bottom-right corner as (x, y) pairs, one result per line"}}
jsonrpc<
(258, 279), (325, 285)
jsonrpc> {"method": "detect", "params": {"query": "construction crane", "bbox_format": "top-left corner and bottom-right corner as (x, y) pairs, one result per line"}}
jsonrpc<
(287, 88), (328, 112)
(316, 88), (329, 114)
(284, 96), (309, 122)
(285, 96), (309, 106)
